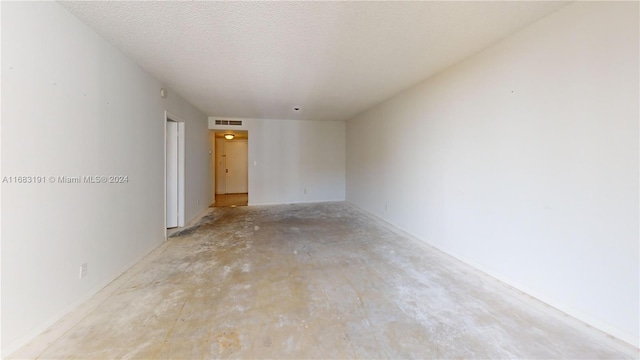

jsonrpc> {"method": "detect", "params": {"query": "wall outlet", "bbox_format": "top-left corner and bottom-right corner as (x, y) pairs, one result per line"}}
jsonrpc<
(79, 263), (88, 279)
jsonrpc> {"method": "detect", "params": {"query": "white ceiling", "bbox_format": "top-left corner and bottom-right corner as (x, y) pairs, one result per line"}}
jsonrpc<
(60, 1), (568, 121)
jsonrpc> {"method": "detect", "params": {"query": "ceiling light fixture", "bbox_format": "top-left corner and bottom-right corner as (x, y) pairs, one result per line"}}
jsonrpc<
(224, 134), (235, 140)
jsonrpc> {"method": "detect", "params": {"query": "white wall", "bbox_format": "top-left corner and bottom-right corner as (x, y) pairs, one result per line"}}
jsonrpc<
(346, 2), (639, 346)
(1, 2), (209, 356)
(210, 118), (345, 205)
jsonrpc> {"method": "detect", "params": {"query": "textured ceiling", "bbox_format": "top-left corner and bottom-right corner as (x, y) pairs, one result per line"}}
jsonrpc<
(60, 1), (568, 121)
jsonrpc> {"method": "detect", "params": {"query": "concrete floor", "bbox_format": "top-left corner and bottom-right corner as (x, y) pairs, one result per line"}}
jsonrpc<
(13, 202), (634, 359)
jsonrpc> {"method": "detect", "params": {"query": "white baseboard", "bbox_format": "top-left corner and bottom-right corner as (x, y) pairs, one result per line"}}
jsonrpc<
(248, 199), (345, 207)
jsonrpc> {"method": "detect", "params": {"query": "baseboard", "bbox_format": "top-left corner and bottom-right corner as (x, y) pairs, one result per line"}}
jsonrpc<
(248, 199), (345, 207)
(345, 201), (640, 357)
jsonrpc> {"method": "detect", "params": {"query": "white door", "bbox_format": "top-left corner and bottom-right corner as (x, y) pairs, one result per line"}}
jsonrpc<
(209, 132), (217, 204)
(166, 121), (178, 228)
(215, 138), (226, 194)
(225, 140), (248, 194)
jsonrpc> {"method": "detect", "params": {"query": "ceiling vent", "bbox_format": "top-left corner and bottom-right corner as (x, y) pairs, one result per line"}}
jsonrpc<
(215, 120), (243, 126)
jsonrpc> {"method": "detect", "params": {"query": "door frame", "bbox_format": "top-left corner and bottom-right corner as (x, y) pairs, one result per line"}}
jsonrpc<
(224, 139), (249, 194)
(211, 129), (250, 203)
(215, 137), (226, 195)
(164, 111), (185, 237)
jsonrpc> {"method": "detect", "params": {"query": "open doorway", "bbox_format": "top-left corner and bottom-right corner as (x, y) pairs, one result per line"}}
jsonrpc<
(213, 130), (248, 207)
(166, 114), (185, 229)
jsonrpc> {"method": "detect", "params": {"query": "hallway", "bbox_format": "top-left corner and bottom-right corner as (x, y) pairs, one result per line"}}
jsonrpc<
(12, 203), (631, 359)
(215, 193), (249, 207)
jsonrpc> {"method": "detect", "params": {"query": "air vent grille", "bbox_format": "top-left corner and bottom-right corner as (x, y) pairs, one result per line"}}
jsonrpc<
(215, 120), (242, 126)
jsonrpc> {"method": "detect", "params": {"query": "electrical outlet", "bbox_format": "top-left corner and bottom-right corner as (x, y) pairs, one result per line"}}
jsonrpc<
(79, 263), (88, 279)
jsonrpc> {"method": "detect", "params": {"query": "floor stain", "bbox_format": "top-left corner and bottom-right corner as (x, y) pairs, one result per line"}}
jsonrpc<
(215, 331), (240, 355)
(263, 336), (272, 348)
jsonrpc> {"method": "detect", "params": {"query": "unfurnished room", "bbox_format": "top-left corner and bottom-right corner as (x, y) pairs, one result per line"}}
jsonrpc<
(1, 1), (639, 359)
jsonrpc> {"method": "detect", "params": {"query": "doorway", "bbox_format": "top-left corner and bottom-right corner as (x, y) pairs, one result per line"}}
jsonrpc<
(166, 115), (185, 229)
(214, 131), (248, 207)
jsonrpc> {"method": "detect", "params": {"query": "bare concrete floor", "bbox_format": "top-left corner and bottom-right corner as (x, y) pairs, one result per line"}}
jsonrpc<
(14, 202), (634, 359)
